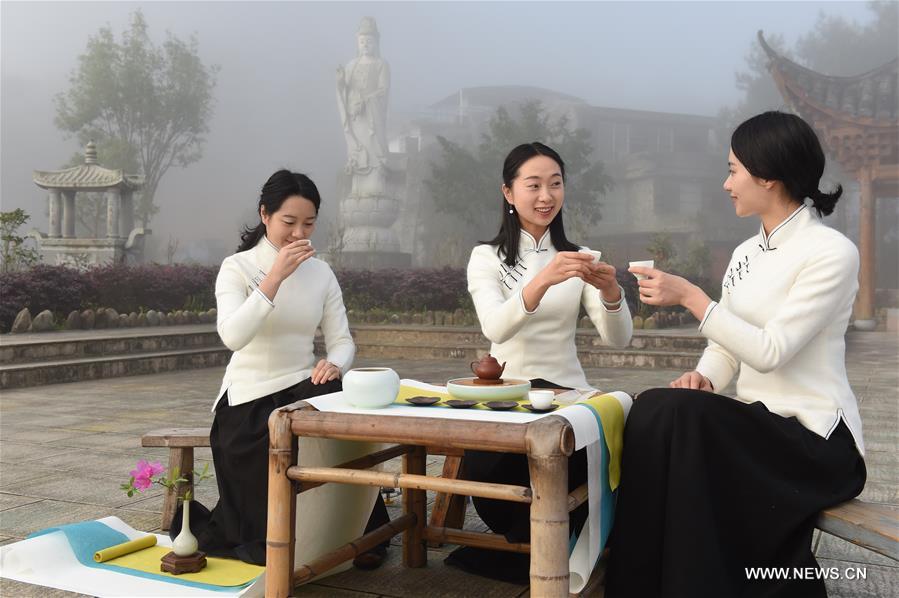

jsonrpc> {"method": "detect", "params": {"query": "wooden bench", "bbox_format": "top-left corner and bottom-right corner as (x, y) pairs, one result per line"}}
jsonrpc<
(140, 428), (465, 533)
(141, 427), (210, 531)
(141, 428), (899, 562)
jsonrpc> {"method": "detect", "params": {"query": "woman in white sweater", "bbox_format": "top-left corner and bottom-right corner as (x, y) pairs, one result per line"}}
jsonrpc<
(606, 112), (866, 598)
(448, 142), (632, 581)
(172, 170), (389, 567)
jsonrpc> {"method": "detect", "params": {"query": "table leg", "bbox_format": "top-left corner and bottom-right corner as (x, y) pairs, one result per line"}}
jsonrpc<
(266, 410), (296, 598)
(403, 445), (427, 567)
(527, 419), (571, 597)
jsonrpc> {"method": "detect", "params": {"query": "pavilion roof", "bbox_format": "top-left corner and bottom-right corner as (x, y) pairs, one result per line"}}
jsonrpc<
(758, 31), (898, 181)
(33, 141), (144, 191)
(758, 31), (898, 125)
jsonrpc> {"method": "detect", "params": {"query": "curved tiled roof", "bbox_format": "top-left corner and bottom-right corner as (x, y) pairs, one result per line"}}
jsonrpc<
(33, 164), (144, 190)
(758, 30), (898, 124)
(32, 141), (144, 191)
(758, 31), (898, 178)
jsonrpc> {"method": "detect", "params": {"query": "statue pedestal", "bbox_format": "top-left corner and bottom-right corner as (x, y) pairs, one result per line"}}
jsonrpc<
(338, 163), (411, 269)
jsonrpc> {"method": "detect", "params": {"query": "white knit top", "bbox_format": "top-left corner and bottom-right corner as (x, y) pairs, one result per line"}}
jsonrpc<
(467, 230), (633, 390)
(696, 205), (865, 454)
(213, 237), (355, 410)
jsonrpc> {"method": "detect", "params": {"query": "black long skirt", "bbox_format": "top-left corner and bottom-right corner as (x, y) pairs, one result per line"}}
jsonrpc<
(605, 388), (866, 598)
(170, 377), (390, 565)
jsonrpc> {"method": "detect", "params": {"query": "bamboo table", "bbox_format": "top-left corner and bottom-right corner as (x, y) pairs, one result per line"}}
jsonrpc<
(265, 400), (588, 598)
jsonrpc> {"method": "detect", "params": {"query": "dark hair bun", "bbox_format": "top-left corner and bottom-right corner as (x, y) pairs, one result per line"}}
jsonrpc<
(809, 185), (842, 217)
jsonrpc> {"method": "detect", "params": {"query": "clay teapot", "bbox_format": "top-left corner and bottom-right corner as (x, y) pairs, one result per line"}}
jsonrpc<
(470, 354), (506, 380)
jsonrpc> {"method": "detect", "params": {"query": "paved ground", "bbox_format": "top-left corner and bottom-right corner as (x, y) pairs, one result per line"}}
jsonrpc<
(1, 332), (896, 597)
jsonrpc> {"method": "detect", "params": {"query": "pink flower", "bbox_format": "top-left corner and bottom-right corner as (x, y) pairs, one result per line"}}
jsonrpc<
(128, 460), (165, 493)
(130, 460), (164, 480)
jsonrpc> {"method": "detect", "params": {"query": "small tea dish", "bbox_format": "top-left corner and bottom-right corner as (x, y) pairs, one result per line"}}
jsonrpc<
(445, 399), (478, 409)
(406, 396), (441, 406)
(484, 401), (519, 411)
(522, 403), (559, 413)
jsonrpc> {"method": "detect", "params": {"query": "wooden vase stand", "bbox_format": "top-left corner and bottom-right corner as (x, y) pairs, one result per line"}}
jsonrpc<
(161, 550), (207, 574)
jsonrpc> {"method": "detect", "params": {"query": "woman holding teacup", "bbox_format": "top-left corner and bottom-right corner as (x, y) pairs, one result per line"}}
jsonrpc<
(606, 112), (866, 597)
(450, 142), (633, 581)
(170, 169), (390, 568)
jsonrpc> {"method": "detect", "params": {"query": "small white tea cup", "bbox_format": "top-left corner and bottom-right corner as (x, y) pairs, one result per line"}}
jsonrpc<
(528, 390), (555, 410)
(629, 259), (655, 281)
(580, 249), (602, 265)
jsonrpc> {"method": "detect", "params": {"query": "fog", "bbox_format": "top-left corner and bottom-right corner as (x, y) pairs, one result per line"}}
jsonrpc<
(0, 1), (886, 266)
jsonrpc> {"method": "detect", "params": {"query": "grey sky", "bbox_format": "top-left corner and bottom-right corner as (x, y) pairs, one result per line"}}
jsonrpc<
(0, 1), (879, 260)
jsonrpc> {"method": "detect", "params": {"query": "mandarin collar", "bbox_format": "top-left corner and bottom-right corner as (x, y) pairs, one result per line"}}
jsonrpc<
(759, 204), (811, 251)
(253, 235), (280, 271)
(519, 228), (551, 254)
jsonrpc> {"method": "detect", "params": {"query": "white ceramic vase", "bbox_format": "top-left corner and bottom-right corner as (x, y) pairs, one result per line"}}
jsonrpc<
(342, 367), (400, 409)
(172, 498), (199, 556)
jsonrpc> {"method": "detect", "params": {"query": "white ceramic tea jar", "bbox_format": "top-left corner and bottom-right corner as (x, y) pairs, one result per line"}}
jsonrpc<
(343, 367), (400, 409)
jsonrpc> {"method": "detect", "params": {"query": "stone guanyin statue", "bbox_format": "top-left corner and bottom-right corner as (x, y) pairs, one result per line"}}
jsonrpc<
(336, 16), (390, 184)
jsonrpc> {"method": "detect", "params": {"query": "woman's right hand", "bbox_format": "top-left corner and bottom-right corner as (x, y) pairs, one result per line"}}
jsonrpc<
(537, 251), (596, 287)
(257, 240), (315, 302)
(269, 240), (315, 283)
(523, 252), (596, 312)
(669, 370), (713, 391)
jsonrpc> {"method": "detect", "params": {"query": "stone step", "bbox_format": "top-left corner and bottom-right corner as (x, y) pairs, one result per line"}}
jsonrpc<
(0, 347), (232, 389)
(0, 325), (223, 365)
(343, 341), (703, 371)
(1, 324), (707, 388)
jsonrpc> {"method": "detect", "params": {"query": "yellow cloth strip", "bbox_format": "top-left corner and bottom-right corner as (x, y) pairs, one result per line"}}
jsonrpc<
(577, 393), (626, 491)
(94, 535), (157, 562)
(105, 546), (264, 587)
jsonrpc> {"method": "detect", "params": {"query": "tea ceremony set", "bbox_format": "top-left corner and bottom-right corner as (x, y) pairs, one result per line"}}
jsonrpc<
(0, 355), (632, 597)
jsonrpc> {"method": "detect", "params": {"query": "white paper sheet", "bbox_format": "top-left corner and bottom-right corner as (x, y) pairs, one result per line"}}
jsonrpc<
(0, 516), (264, 597)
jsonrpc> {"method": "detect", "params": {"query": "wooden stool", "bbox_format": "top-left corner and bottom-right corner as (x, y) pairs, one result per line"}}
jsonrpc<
(141, 428), (210, 531)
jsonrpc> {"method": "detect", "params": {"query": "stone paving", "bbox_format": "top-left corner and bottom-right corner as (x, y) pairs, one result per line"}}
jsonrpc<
(0, 332), (896, 597)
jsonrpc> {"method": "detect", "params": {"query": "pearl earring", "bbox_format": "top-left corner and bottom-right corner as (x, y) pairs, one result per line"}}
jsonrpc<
(508, 206), (514, 214)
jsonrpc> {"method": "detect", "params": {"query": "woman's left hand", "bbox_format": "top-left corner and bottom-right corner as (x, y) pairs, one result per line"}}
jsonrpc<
(311, 359), (341, 385)
(584, 262), (621, 302)
(629, 267), (695, 306)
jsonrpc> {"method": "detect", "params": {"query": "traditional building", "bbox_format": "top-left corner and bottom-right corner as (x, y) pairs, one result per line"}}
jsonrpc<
(759, 31), (899, 327)
(390, 86), (747, 277)
(32, 141), (148, 266)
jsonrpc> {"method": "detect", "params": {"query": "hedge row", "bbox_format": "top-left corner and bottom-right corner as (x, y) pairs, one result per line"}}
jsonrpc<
(0, 264), (475, 333)
(0, 263), (658, 333)
(1, 264), (217, 333)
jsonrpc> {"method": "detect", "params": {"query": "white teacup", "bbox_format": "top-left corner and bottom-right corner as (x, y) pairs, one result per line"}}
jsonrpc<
(580, 249), (602, 265)
(629, 259), (655, 281)
(342, 367), (400, 409)
(528, 390), (556, 410)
